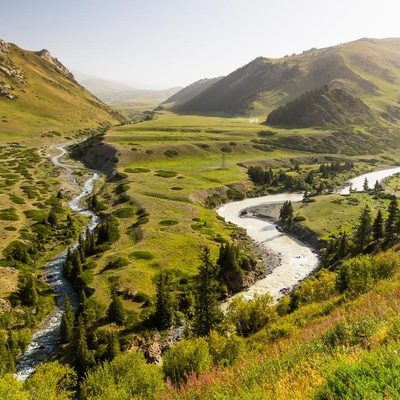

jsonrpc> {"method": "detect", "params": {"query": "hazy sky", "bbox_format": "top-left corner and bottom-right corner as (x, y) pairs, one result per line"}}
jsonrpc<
(2, 0), (400, 88)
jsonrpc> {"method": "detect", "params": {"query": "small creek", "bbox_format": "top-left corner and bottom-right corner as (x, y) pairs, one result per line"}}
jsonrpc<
(217, 166), (400, 306)
(15, 144), (101, 381)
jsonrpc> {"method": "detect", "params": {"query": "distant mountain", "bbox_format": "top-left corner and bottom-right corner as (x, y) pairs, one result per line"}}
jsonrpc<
(173, 38), (400, 123)
(80, 77), (181, 105)
(162, 77), (223, 107)
(0, 40), (126, 138)
(266, 86), (375, 127)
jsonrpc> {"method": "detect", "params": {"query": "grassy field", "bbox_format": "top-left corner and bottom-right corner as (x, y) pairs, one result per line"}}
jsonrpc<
(295, 192), (390, 240)
(78, 111), (400, 309)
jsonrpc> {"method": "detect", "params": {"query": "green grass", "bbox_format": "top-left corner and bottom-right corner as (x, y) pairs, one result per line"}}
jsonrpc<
(296, 192), (390, 239)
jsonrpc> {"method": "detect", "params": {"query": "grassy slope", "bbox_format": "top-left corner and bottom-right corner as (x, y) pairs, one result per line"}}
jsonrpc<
(89, 112), (316, 305)
(88, 111), (400, 310)
(197, 38), (400, 122)
(0, 43), (122, 142)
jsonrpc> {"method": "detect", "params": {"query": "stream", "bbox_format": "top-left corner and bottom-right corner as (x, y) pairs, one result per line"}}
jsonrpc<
(15, 145), (101, 381)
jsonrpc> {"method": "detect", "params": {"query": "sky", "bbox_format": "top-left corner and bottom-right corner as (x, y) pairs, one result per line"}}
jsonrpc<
(2, 0), (400, 89)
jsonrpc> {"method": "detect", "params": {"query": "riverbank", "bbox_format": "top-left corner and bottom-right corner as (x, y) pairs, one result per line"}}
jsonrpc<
(217, 193), (319, 303)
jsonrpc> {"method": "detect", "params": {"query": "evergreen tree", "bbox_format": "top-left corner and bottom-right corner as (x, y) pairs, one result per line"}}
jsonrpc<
(363, 177), (369, 191)
(279, 200), (294, 231)
(193, 247), (223, 337)
(47, 210), (58, 227)
(372, 210), (384, 241)
(74, 315), (95, 375)
(354, 205), (372, 251)
(18, 273), (38, 307)
(154, 271), (174, 331)
(60, 295), (75, 344)
(385, 196), (398, 241)
(217, 243), (240, 282)
(107, 290), (126, 325)
(104, 331), (120, 361)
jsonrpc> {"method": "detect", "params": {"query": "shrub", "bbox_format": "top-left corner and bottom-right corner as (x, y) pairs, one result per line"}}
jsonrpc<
(112, 207), (135, 218)
(80, 352), (165, 400)
(130, 251), (154, 260)
(226, 294), (277, 337)
(162, 337), (212, 386)
(159, 220), (179, 226)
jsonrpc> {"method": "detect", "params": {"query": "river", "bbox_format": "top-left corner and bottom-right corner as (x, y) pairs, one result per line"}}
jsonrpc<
(217, 166), (400, 305)
(15, 156), (400, 377)
(15, 145), (101, 381)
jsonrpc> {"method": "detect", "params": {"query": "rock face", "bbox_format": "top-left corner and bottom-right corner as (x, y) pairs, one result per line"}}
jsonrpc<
(0, 39), (25, 99)
(35, 49), (73, 77)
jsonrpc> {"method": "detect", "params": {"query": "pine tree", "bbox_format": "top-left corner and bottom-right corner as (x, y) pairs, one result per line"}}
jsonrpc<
(363, 177), (369, 191)
(217, 243), (240, 282)
(18, 273), (38, 307)
(193, 247), (223, 337)
(154, 271), (174, 331)
(372, 210), (384, 241)
(279, 200), (294, 231)
(104, 331), (120, 361)
(385, 196), (398, 241)
(354, 205), (372, 251)
(107, 290), (126, 325)
(75, 315), (95, 375)
(60, 295), (75, 344)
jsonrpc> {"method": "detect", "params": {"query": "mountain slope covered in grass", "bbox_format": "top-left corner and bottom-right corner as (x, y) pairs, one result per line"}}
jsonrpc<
(0, 40), (126, 140)
(173, 38), (400, 121)
(266, 85), (376, 127)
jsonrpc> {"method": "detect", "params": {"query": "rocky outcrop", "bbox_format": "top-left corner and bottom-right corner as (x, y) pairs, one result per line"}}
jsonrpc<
(36, 49), (74, 78)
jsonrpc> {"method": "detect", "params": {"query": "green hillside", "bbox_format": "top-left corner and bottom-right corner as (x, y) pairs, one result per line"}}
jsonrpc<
(0, 39), (126, 142)
(266, 86), (375, 127)
(174, 38), (400, 121)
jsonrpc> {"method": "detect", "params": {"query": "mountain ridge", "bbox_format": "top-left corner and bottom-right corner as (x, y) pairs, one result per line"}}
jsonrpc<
(172, 38), (400, 122)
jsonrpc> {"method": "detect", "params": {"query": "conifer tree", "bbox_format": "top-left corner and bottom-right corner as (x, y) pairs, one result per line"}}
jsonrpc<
(104, 331), (120, 361)
(60, 295), (75, 344)
(372, 210), (384, 241)
(75, 315), (95, 375)
(279, 200), (294, 231)
(385, 196), (398, 241)
(354, 205), (372, 251)
(193, 247), (223, 337)
(18, 273), (38, 307)
(107, 290), (126, 325)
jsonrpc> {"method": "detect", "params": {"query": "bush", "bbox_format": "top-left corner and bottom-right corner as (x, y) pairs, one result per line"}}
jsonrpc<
(112, 207), (135, 218)
(158, 220), (179, 226)
(130, 251), (154, 260)
(226, 294), (277, 337)
(162, 337), (212, 386)
(80, 352), (165, 400)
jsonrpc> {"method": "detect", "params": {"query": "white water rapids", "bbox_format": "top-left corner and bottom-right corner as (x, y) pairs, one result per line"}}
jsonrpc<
(15, 145), (101, 381)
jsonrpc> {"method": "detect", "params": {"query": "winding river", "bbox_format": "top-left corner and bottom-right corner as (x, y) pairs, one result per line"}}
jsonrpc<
(15, 145), (101, 381)
(217, 166), (400, 305)
(14, 152), (400, 378)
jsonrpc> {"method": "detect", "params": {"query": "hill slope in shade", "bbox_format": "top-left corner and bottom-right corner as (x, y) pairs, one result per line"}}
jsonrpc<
(0, 40), (126, 140)
(266, 86), (375, 127)
(162, 77), (223, 107)
(173, 38), (400, 121)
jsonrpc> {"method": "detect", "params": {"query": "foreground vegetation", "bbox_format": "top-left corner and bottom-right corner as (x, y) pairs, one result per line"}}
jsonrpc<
(1, 110), (400, 398)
